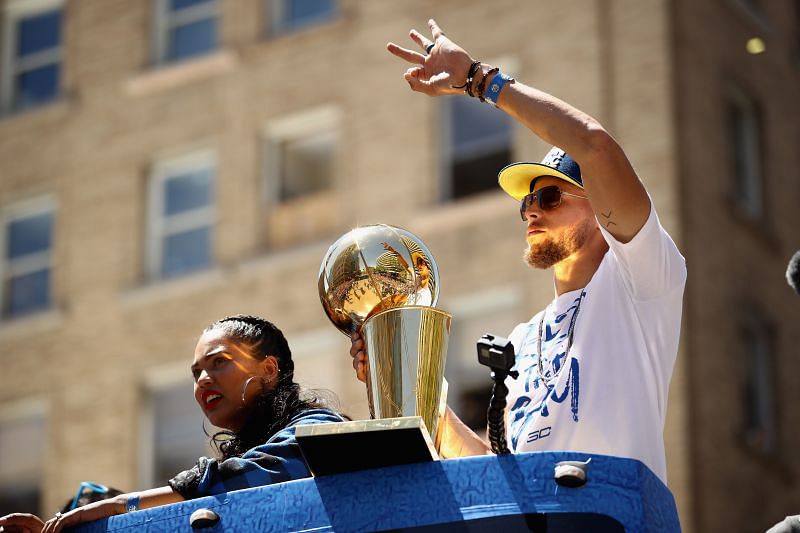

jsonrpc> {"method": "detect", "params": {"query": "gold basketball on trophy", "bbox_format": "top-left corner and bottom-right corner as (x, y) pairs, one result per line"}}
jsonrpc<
(316, 224), (451, 448)
(318, 224), (440, 336)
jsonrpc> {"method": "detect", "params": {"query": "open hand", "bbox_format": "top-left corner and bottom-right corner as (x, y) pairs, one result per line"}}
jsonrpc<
(386, 19), (474, 97)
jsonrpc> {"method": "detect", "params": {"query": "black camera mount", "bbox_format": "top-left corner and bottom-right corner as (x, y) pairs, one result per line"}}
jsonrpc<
(476, 334), (519, 455)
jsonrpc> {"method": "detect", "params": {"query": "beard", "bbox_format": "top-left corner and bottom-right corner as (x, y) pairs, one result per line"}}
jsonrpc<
(523, 219), (592, 269)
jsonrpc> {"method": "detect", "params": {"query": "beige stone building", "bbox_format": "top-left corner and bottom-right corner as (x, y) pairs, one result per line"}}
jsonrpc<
(0, 0), (797, 531)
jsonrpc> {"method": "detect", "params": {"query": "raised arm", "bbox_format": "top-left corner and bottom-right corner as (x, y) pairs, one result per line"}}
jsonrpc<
(388, 19), (650, 243)
(32, 486), (183, 533)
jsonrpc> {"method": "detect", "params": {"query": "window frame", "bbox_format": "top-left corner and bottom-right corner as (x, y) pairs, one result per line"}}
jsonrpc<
(268, 0), (339, 36)
(146, 150), (216, 281)
(0, 195), (56, 320)
(726, 81), (765, 221)
(0, 398), (47, 515)
(262, 105), (342, 205)
(151, 0), (218, 65)
(739, 312), (778, 455)
(0, 0), (64, 113)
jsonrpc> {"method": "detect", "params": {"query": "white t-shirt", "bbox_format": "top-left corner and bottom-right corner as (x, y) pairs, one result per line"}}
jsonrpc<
(506, 204), (686, 483)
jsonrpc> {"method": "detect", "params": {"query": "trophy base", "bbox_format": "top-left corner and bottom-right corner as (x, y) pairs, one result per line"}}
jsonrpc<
(295, 416), (438, 477)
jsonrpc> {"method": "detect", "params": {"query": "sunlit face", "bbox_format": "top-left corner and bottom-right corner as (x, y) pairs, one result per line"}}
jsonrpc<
(415, 256), (431, 288)
(191, 328), (278, 432)
(522, 177), (595, 269)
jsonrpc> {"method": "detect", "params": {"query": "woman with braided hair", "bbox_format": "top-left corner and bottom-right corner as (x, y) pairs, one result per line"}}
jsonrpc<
(0, 314), (345, 533)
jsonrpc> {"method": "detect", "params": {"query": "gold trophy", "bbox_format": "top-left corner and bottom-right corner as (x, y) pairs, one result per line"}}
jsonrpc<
(296, 225), (451, 475)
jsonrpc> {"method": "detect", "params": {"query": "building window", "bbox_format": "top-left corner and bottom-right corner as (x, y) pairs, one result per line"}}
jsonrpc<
(727, 84), (764, 220)
(270, 0), (338, 34)
(261, 106), (340, 248)
(153, 0), (217, 65)
(141, 380), (215, 487)
(1, 0), (63, 113)
(264, 105), (340, 203)
(147, 152), (214, 280)
(444, 287), (521, 431)
(0, 406), (46, 516)
(443, 96), (512, 201)
(276, 130), (338, 201)
(741, 319), (777, 454)
(1, 198), (54, 319)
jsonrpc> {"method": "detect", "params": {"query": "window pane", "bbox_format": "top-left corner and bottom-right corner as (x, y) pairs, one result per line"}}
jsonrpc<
(743, 327), (776, 452)
(151, 384), (213, 486)
(14, 63), (60, 110)
(170, 0), (213, 11)
(727, 88), (763, 219)
(285, 0), (337, 27)
(451, 148), (511, 199)
(0, 416), (45, 483)
(448, 97), (512, 199)
(7, 212), (53, 259)
(0, 415), (44, 515)
(161, 227), (211, 278)
(4, 269), (50, 317)
(164, 170), (212, 216)
(16, 9), (62, 57)
(168, 18), (217, 61)
(279, 131), (337, 201)
(451, 97), (512, 155)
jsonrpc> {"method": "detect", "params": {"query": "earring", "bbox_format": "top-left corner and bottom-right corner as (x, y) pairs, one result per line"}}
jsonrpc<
(240, 376), (259, 405)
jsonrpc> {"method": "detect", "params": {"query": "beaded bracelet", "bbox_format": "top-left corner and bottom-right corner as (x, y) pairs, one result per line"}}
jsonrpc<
(450, 60), (482, 96)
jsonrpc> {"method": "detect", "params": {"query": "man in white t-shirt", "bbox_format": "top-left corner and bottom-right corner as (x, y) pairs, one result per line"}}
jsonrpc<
(350, 19), (686, 483)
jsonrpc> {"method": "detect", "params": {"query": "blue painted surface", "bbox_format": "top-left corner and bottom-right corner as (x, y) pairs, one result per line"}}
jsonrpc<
(73, 451), (680, 532)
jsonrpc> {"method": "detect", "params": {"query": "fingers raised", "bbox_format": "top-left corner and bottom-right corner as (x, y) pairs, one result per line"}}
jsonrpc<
(428, 19), (445, 40)
(409, 29), (432, 52)
(386, 42), (425, 65)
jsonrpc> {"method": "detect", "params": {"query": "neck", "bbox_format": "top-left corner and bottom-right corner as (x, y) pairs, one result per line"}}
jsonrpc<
(552, 229), (608, 295)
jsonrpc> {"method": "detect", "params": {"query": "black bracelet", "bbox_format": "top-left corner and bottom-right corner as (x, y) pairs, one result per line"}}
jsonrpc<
(450, 60), (481, 96)
(477, 67), (500, 103)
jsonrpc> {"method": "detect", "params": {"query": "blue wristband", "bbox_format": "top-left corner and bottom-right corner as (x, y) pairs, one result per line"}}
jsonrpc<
(484, 72), (515, 107)
(126, 495), (140, 513)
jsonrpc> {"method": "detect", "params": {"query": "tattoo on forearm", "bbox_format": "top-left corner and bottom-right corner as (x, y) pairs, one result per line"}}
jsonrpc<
(601, 210), (617, 228)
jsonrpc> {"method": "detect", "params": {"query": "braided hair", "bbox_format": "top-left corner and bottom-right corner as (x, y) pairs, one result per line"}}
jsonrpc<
(203, 314), (337, 459)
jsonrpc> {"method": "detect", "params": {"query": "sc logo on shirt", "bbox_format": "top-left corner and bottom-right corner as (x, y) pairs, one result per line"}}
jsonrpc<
(526, 426), (552, 443)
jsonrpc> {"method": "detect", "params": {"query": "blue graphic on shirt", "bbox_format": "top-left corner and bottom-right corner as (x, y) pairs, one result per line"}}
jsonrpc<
(509, 292), (585, 450)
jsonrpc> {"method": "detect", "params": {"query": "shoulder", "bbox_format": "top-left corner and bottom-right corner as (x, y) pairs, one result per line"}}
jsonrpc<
(288, 408), (346, 427)
(597, 202), (686, 299)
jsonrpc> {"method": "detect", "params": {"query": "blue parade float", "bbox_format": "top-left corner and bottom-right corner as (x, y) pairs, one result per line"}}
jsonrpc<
(72, 451), (680, 532)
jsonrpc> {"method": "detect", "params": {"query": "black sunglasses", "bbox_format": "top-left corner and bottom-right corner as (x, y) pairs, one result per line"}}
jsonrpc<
(519, 185), (588, 221)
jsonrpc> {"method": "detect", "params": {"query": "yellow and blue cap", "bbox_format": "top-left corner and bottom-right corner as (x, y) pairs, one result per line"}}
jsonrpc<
(498, 147), (583, 201)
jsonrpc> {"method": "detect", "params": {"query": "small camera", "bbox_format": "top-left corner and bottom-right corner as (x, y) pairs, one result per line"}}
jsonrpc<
(477, 334), (516, 372)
